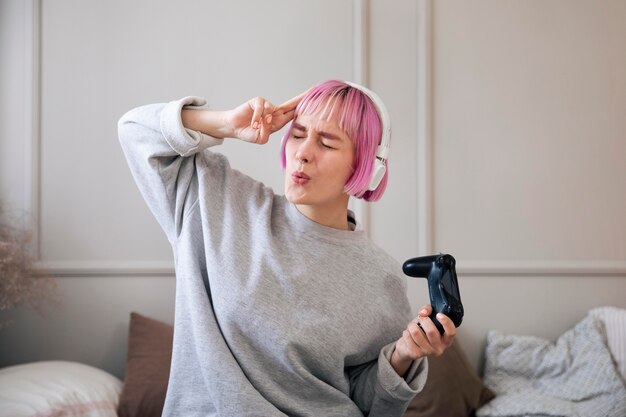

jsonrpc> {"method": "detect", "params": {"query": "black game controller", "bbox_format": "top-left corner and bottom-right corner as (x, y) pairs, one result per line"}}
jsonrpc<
(402, 254), (463, 335)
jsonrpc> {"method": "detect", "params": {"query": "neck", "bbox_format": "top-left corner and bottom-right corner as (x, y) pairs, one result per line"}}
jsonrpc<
(295, 195), (351, 230)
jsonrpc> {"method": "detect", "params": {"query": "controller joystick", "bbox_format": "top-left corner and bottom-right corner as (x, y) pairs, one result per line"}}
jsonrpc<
(402, 254), (464, 335)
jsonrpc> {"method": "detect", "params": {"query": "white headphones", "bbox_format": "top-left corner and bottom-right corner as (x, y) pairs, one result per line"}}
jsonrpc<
(344, 81), (391, 191)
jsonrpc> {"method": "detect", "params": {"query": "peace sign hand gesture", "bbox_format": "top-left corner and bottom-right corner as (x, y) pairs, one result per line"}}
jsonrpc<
(226, 90), (308, 144)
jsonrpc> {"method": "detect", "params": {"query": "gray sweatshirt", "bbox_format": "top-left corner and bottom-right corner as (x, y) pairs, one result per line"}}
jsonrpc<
(118, 96), (427, 417)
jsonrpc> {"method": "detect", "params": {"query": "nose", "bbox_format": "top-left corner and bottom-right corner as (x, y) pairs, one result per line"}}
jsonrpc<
(294, 134), (315, 165)
(296, 153), (309, 164)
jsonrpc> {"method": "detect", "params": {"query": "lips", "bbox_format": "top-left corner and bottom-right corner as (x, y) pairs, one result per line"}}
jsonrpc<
(292, 171), (310, 184)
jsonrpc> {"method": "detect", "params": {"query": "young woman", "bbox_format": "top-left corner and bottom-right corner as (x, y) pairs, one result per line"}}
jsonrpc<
(118, 80), (456, 416)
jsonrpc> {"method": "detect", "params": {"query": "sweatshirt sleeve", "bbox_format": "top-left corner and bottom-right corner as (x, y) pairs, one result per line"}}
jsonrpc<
(118, 96), (223, 243)
(348, 343), (428, 416)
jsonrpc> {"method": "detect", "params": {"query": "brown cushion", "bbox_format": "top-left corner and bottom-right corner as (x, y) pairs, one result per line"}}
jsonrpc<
(117, 312), (173, 417)
(403, 340), (495, 417)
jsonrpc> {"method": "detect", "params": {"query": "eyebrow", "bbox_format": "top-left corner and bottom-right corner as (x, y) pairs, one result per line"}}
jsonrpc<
(292, 122), (343, 141)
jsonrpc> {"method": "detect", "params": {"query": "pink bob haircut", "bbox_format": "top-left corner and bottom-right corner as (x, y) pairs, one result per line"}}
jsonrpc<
(280, 79), (389, 202)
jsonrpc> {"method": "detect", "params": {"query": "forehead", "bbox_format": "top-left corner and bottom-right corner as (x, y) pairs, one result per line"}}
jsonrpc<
(294, 96), (350, 138)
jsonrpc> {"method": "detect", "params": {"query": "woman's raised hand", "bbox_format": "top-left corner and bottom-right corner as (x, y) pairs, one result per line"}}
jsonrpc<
(226, 90), (308, 144)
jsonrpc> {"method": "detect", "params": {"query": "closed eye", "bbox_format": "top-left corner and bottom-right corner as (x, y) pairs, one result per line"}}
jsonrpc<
(291, 132), (336, 150)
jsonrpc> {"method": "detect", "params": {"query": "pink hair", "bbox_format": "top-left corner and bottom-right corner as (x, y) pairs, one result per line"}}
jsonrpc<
(280, 80), (389, 202)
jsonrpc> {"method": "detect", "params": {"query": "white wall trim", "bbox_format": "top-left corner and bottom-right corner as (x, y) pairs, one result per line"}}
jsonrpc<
(414, 1), (625, 279)
(350, 0), (369, 235)
(30, 2), (371, 276)
(25, 0), (41, 259)
(28, 1), (624, 280)
(459, 260), (626, 277)
(26, 0), (170, 277)
(38, 260), (626, 278)
(38, 261), (175, 277)
(416, 0), (434, 255)
(352, 0), (368, 87)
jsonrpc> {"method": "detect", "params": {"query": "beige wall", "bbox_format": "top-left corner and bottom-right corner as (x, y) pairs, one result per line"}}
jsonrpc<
(425, 0), (626, 369)
(1, 0), (625, 378)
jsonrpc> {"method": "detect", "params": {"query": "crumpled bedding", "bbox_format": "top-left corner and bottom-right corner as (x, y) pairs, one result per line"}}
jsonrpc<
(477, 314), (626, 417)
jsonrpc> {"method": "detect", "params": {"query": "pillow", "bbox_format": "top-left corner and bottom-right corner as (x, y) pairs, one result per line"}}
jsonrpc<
(117, 312), (173, 417)
(477, 315), (626, 417)
(403, 340), (495, 417)
(0, 360), (122, 417)
(589, 306), (626, 382)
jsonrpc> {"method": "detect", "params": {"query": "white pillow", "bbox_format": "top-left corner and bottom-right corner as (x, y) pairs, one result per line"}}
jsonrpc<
(0, 361), (122, 417)
(590, 306), (626, 382)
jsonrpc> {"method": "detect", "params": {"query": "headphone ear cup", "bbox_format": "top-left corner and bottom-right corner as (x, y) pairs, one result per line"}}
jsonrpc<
(368, 159), (387, 191)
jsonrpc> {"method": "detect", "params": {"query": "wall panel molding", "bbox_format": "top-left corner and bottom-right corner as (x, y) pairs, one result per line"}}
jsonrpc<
(38, 261), (174, 277)
(416, 0), (433, 256)
(25, 0), (41, 258)
(350, 0), (369, 234)
(459, 260), (626, 277)
(30, 0), (622, 279)
(417, 0), (624, 278)
(38, 260), (626, 278)
(31, 1), (369, 276)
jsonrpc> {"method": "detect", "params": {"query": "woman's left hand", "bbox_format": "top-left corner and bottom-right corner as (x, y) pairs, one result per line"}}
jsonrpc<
(390, 304), (456, 377)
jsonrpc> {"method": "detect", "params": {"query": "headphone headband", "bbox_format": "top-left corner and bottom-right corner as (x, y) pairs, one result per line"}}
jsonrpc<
(344, 81), (391, 191)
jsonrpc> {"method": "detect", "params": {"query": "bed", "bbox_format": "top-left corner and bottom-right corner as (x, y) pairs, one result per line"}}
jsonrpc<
(1, 307), (624, 417)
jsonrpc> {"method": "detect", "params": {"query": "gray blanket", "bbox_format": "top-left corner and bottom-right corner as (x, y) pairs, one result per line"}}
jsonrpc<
(477, 314), (626, 417)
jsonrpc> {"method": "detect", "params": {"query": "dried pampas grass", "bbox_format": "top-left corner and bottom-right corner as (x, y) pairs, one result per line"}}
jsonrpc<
(0, 205), (58, 328)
